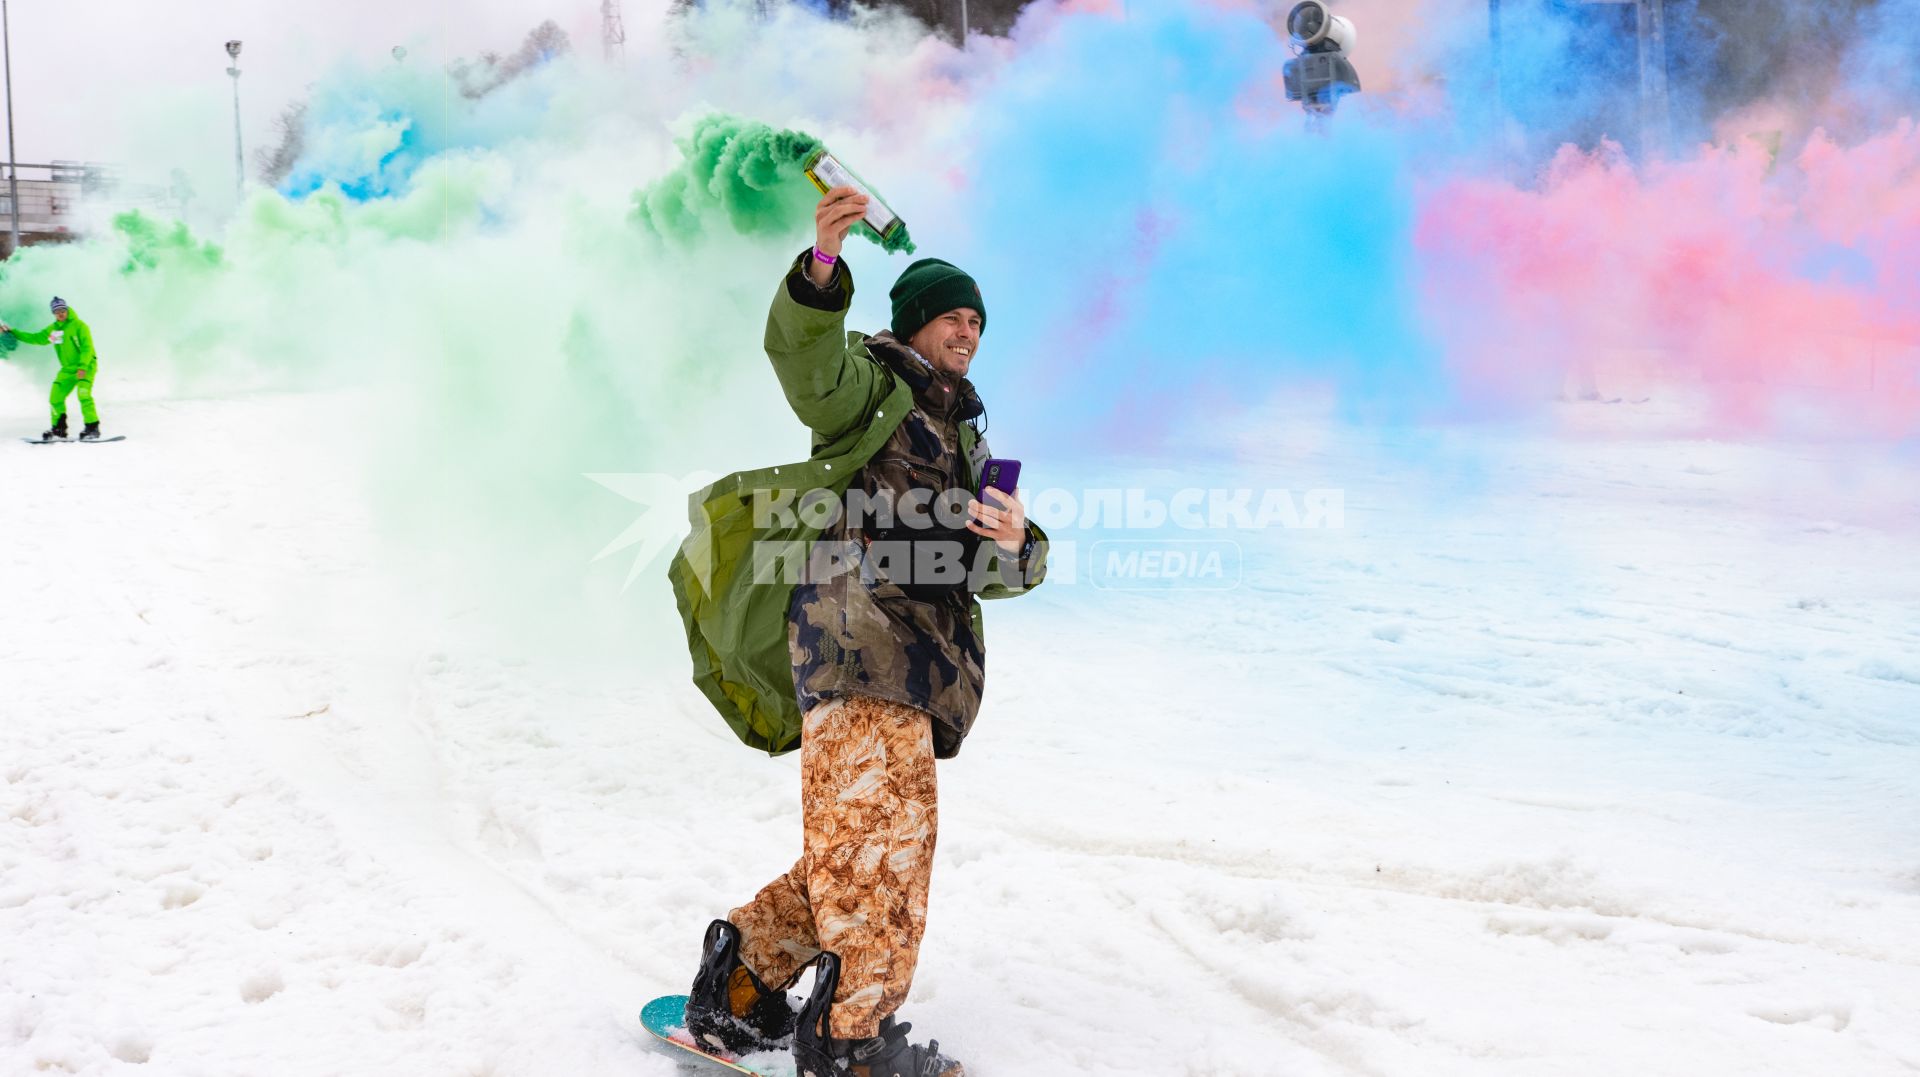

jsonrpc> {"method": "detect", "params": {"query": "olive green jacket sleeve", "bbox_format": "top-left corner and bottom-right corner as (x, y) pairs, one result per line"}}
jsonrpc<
(976, 530), (1048, 600)
(763, 251), (888, 443)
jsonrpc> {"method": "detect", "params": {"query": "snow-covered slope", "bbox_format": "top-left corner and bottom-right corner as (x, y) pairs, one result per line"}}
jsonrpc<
(3, 388), (1918, 1076)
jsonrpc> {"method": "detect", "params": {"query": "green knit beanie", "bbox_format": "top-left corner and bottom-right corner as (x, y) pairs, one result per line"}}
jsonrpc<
(889, 258), (986, 342)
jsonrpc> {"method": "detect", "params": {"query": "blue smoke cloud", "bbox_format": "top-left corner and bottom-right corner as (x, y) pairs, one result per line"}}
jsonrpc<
(276, 50), (569, 201)
(251, 0), (1920, 458)
(1847, 0), (1920, 130)
(948, 3), (1449, 448)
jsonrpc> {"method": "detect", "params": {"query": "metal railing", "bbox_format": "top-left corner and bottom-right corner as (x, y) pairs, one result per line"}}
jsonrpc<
(0, 160), (169, 255)
(0, 160), (107, 233)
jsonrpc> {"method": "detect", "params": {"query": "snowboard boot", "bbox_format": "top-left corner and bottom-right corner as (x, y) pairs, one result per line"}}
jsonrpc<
(79, 421), (101, 441)
(794, 952), (966, 1077)
(42, 413), (68, 441)
(685, 919), (796, 1056)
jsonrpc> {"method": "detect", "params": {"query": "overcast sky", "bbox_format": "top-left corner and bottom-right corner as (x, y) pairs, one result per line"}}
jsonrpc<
(2, 0), (672, 170)
(1, 0), (1475, 207)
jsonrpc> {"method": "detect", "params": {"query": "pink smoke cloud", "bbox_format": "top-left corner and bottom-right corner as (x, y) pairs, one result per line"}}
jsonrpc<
(1416, 125), (1920, 437)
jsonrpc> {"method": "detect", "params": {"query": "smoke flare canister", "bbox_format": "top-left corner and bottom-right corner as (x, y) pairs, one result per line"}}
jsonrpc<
(802, 149), (915, 253)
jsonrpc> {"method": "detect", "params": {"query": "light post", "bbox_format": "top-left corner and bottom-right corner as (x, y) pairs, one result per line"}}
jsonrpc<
(225, 39), (243, 202)
(3, 0), (20, 256)
(1634, 0), (1671, 159)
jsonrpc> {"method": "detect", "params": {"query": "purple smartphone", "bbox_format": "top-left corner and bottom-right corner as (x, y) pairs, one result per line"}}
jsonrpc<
(982, 458), (1021, 497)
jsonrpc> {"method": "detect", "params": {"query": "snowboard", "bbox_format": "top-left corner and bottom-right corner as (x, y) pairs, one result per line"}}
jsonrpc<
(22, 435), (126, 444)
(640, 995), (795, 1076)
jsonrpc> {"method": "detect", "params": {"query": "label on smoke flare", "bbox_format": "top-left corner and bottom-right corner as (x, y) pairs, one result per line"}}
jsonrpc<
(50, 331), (62, 344)
(807, 152), (899, 236)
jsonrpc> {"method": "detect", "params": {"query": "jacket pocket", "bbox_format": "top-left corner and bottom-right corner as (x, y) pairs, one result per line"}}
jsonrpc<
(855, 457), (981, 601)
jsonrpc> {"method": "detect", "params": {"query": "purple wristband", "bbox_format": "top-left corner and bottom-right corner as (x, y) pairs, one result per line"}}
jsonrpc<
(812, 247), (838, 265)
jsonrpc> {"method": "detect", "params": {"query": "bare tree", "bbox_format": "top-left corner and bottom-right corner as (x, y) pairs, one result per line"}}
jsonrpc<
(252, 21), (576, 189)
(669, 0), (1041, 41)
(958, 0), (1036, 36)
(452, 20), (574, 100)
(256, 100), (308, 187)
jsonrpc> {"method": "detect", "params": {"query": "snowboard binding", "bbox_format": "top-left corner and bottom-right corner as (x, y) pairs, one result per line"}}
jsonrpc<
(794, 952), (965, 1077)
(685, 919), (796, 1056)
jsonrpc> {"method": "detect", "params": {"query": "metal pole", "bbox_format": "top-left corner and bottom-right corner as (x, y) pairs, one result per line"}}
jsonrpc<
(959, 0), (968, 47)
(1636, 0), (1671, 159)
(227, 59), (243, 201)
(2, 0), (20, 257)
(1488, 0), (1503, 118)
(601, 0), (626, 62)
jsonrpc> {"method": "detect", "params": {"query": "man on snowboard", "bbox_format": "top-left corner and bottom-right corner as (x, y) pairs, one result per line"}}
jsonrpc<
(670, 186), (1048, 1077)
(2, 297), (104, 441)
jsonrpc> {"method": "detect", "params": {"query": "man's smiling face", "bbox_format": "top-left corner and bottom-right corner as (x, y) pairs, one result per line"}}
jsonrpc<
(907, 307), (982, 378)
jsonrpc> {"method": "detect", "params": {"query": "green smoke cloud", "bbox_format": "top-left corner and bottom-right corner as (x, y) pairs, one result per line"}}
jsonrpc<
(632, 114), (823, 244)
(632, 113), (916, 255)
(0, 11), (963, 667)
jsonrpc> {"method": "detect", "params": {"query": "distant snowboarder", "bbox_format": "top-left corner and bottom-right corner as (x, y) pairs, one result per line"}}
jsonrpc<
(3, 296), (104, 441)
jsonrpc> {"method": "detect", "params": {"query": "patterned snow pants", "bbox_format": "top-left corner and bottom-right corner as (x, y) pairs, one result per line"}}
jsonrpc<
(729, 695), (939, 1040)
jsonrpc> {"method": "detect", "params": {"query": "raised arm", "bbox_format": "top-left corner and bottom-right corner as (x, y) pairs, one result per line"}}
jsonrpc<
(763, 186), (885, 441)
(6, 321), (53, 346)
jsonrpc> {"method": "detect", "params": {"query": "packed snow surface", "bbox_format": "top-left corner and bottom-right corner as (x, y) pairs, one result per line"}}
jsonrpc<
(3, 387), (1918, 1076)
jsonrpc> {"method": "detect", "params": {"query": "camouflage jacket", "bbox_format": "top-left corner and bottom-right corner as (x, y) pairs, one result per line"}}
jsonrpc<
(667, 249), (1048, 757)
(788, 325), (1031, 759)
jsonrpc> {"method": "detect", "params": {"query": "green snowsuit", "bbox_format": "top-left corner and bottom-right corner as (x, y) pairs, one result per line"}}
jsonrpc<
(10, 311), (100, 426)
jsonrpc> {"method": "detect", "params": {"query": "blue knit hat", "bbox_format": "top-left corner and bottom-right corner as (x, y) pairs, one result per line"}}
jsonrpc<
(50, 296), (68, 314)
